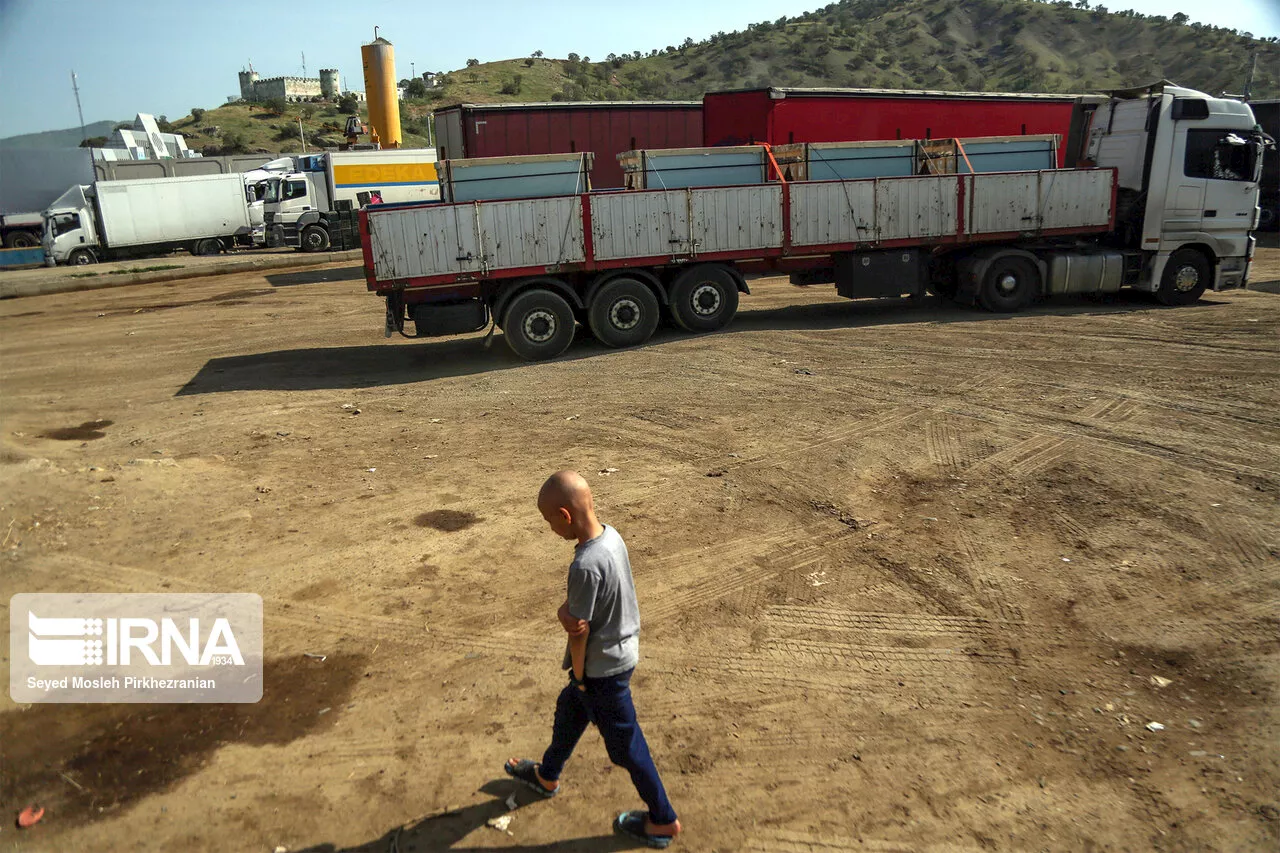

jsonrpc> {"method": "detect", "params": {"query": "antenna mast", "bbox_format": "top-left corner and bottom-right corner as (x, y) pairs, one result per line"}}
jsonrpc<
(71, 70), (88, 146)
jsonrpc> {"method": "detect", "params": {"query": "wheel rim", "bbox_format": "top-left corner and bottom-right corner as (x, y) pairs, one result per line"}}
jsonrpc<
(73, 253), (90, 265)
(523, 309), (556, 343)
(305, 232), (322, 249)
(996, 271), (1020, 295)
(1173, 264), (1200, 292)
(609, 297), (641, 331)
(690, 283), (722, 316)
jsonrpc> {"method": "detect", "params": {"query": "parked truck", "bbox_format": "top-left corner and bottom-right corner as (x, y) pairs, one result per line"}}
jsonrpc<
(43, 174), (255, 266)
(360, 83), (1267, 361)
(1249, 99), (1279, 230)
(262, 149), (438, 252)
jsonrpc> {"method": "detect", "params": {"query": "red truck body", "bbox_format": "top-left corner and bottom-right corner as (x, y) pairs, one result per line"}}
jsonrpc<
(703, 88), (1081, 166)
(433, 101), (702, 189)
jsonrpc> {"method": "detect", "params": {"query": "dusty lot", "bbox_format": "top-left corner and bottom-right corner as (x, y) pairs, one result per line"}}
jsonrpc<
(1, 253), (1278, 852)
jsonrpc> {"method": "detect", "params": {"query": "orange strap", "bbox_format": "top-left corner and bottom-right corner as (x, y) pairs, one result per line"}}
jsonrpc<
(753, 142), (788, 184)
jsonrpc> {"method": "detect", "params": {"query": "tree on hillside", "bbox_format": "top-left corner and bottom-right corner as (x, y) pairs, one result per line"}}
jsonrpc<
(567, 53), (580, 62)
(533, 50), (544, 58)
(1171, 12), (1189, 25)
(191, 107), (205, 122)
(466, 58), (480, 67)
(406, 78), (427, 99)
(79, 136), (107, 148)
(337, 93), (359, 114)
(263, 98), (288, 116)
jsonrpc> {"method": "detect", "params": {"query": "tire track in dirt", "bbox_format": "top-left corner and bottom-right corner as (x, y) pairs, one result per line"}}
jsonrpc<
(925, 417), (963, 471)
(968, 434), (1073, 477)
(955, 529), (1026, 625)
(764, 605), (1001, 640)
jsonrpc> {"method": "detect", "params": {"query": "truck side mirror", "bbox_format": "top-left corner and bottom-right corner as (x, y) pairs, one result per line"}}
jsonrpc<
(1171, 99), (1210, 121)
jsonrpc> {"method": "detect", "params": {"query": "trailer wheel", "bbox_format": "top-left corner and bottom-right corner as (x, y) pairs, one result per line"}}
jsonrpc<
(669, 265), (740, 332)
(1155, 248), (1209, 306)
(3, 230), (39, 249)
(68, 248), (96, 266)
(191, 238), (222, 256)
(503, 288), (576, 361)
(301, 225), (331, 253)
(588, 277), (660, 349)
(978, 256), (1038, 313)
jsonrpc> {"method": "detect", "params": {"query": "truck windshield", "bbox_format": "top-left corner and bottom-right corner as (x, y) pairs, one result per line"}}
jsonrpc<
(263, 179), (282, 204)
(48, 213), (81, 237)
(1184, 130), (1258, 182)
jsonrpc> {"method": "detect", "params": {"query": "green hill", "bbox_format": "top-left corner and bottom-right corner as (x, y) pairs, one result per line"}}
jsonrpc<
(422, 0), (1278, 106)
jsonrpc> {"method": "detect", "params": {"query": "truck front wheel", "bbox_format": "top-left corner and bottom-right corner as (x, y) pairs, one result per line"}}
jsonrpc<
(588, 277), (660, 348)
(301, 225), (330, 253)
(1156, 249), (1209, 306)
(978, 256), (1038, 313)
(68, 248), (97, 266)
(503, 288), (576, 361)
(669, 265), (740, 332)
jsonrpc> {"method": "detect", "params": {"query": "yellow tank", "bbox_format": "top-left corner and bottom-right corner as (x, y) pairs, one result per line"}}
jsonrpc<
(361, 33), (402, 149)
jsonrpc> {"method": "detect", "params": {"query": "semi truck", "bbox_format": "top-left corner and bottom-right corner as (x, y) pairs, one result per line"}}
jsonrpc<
(262, 149), (438, 252)
(360, 83), (1267, 361)
(43, 174), (255, 266)
(1250, 99), (1279, 230)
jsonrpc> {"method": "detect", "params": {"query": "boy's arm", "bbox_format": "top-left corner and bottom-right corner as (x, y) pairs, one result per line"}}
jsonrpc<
(568, 623), (590, 687)
(558, 600), (588, 637)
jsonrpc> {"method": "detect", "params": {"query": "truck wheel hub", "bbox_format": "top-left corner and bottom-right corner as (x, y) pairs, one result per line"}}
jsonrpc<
(997, 273), (1019, 294)
(691, 284), (721, 316)
(1174, 265), (1199, 292)
(523, 310), (556, 343)
(610, 298), (640, 330)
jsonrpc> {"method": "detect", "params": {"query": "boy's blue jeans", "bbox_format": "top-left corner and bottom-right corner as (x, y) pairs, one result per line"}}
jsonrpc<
(539, 667), (678, 826)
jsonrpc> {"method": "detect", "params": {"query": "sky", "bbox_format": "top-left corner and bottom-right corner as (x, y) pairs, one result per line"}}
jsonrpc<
(1, 0), (1277, 139)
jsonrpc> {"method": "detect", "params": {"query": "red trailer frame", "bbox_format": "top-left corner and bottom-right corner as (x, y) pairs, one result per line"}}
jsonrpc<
(433, 101), (702, 189)
(703, 88), (1080, 167)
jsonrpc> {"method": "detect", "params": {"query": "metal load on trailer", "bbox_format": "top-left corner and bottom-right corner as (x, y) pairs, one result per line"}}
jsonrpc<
(771, 136), (1060, 181)
(436, 153), (594, 202)
(361, 83), (1265, 362)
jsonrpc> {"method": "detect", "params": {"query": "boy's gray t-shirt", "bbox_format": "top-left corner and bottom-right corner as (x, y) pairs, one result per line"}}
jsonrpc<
(562, 525), (640, 678)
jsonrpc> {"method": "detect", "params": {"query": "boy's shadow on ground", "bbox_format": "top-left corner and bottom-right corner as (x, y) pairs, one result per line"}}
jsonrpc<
(294, 779), (643, 852)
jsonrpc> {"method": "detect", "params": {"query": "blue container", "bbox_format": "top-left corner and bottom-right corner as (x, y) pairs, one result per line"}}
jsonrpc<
(438, 153), (594, 202)
(957, 135), (1058, 173)
(620, 146), (767, 189)
(0, 247), (47, 270)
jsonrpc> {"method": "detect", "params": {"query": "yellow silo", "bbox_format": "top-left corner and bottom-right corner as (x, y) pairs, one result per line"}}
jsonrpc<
(361, 30), (402, 149)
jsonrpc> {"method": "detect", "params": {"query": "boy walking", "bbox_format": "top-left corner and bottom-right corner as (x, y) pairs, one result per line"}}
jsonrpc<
(504, 470), (681, 848)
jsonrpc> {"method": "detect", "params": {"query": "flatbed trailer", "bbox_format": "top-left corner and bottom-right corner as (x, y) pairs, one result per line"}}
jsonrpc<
(360, 83), (1266, 361)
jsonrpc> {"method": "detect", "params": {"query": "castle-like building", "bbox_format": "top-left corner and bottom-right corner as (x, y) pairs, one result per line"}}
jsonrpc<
(238, 66), (340, 103)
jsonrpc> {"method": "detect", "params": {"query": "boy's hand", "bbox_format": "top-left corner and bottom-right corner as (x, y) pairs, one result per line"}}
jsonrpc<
(557, 600), (588, 637)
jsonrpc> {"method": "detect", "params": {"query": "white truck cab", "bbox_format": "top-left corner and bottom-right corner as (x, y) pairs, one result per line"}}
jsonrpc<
(1084, 82), (1268, 296)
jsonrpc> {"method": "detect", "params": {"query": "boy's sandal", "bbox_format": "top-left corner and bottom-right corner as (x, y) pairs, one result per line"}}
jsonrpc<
(613, 810), (675, 849)
(503, 758), (559, 799)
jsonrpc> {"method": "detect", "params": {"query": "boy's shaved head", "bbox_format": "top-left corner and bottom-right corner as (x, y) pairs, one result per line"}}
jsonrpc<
(538, 470), (601, 543)
(539, 470), (593, 510)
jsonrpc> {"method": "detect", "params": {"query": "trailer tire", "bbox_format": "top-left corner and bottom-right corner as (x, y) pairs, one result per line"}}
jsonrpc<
(68, 248), (96, 266)
(3, 230), (39, 249)
(301, 225), (330, 253)
(502, 288), (577, 361)
(977, 256), (1038, 313)
(669, 265), (740, 332)
(1155, 248), (1209, 306)
(588, 277), (660, 349)
(191, 238), (222, 256)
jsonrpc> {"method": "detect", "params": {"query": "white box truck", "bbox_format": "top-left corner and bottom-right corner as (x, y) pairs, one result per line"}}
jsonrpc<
(43, 174), (255, 266)
(262, 149), (438, 252)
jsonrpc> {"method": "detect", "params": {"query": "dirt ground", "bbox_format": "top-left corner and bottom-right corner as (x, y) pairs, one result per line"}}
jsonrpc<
(1, 252), (1278, 853)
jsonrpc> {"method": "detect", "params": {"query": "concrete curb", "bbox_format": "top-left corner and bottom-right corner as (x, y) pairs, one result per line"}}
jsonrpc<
(0, 249), (364, 299)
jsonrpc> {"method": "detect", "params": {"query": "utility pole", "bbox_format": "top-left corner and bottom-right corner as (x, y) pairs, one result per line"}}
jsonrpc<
(301, 51), (307, 78)
(71, 70), (88, 146)
(1243, 52), (1257, 103)
(298, 115), (307, 153)
(411, 61), (415, 80)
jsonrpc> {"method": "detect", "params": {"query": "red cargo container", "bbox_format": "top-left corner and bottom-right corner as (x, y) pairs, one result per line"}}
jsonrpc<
(433, 101), (702, 189)
(703, 88), (1081, 166)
